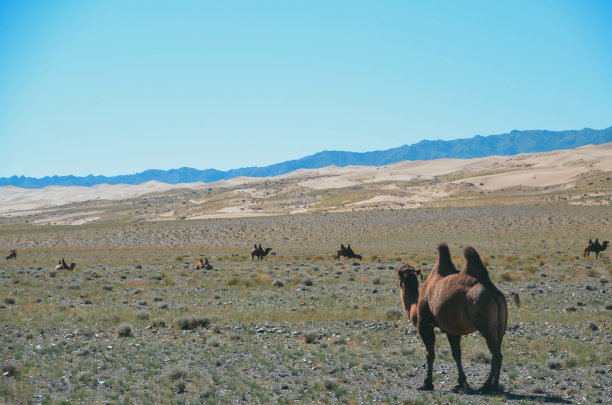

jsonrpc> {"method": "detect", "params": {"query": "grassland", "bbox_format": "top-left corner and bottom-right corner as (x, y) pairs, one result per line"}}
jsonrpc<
(1, 202), (610, 404)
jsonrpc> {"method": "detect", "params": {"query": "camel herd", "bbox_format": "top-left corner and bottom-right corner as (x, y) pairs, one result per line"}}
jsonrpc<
(5, 237), (607, 271)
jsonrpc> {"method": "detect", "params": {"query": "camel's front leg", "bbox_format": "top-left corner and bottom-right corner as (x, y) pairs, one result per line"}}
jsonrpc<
(417, 322), (435, 390)
(447, 334), (468, 390)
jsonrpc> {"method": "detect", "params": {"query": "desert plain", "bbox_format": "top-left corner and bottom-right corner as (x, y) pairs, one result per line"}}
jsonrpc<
(0, 144), (611, 404)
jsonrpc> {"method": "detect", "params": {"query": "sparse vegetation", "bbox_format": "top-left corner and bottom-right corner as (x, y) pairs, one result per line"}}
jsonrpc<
(0, 205), (610, 403)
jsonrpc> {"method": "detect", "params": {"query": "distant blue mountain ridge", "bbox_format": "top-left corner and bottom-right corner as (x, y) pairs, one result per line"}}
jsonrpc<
(3, 127), (611, 189)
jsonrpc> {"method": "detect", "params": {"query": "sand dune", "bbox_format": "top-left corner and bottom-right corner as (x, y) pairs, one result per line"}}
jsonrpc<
(0, 181), (205, 215)
(296, 143), (612, 190)
(0, 143), (610, 219)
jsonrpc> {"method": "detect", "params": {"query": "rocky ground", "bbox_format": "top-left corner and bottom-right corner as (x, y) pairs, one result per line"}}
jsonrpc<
(1, 205), (610, 404)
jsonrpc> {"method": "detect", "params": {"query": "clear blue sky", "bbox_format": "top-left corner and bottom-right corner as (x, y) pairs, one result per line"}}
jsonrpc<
(1, 1), (611, 178)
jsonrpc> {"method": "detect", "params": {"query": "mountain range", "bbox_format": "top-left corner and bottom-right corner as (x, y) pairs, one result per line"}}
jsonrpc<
(2, 127), (611, 189)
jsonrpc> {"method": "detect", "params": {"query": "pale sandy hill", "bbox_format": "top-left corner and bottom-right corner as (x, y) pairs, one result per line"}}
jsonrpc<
(0, 143), (610, 219)
(0, 181), (205, 215)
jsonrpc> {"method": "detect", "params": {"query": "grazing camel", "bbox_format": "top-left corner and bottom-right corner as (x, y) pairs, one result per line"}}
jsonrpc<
(584, 239), (609, 259)
(396, 243), (519, 394)
(336, 243), (362, 260)
(6, 250), (16, 260)
(55, 259), (76, 270)
(251, 245), (273, 261)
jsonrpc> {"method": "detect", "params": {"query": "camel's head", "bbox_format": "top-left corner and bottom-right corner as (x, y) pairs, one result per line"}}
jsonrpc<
(603, 240), (610, 247)
(354, 254), (362, 260)
(265, 248), (273, 253)
(396, 263), (422, 295)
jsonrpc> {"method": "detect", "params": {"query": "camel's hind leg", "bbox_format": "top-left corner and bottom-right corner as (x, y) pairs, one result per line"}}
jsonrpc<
(447, 334), (468, 390)
(478, 303), (506, 394)
(480, 333), (503, 394)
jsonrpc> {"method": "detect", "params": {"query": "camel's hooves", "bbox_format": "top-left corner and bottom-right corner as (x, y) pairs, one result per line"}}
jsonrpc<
(417, 383), (434, 391)
(452, 383), (470, 393)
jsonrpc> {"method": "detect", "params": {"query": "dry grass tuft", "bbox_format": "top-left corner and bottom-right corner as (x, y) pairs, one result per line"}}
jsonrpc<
(252, 273), (270, 285)
(176, 317), (210, 330)
(168, 368), (188, 381)
(303, 329), (318, 344)
(2, 362), (17, 377)
(386, 309), (403, 320)
(117, 322), (133, 337)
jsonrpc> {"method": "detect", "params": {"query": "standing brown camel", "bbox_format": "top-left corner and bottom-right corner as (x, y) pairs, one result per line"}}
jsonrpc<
(336, 243), (362, 260)
(396, 243), (519, 393)
(584, 239), (609, 259)
(251, 245), (272, 261)
(6, 250), (16, 260)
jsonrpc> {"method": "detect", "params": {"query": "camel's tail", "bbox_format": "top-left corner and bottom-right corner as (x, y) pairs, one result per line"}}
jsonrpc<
(506, 292), (520, 308)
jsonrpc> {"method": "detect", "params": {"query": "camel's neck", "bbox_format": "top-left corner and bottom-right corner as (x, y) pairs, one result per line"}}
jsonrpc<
(400, 287), (419, 326)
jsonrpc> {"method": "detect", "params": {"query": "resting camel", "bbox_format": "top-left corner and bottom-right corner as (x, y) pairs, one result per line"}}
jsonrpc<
(195, 258), (213, 270)
(55, 259), (76, 270)
(251, 245), (272, 261)
(584, 239), (609, 259)
(336, 243), (362, 260)
(396, 243), (519, 394)
(6, 250), (16, 260)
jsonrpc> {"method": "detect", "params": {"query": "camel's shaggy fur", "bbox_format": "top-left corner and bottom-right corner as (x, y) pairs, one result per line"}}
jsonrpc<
(397, 243), (519, 394)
